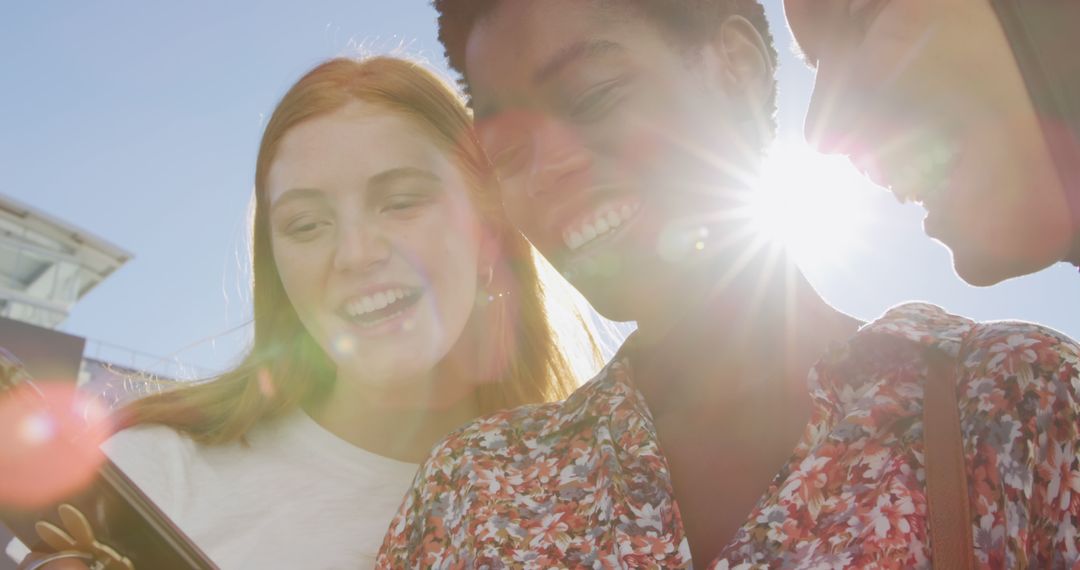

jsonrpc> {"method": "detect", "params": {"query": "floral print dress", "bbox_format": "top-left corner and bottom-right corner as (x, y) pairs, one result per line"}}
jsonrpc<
(378, 304), (1080, 568)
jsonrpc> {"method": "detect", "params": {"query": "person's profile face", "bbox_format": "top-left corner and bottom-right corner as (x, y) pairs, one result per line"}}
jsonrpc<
(265, 102), (485, 393)
(785, 0), (1072, 285)
(464, 0), (769, 322)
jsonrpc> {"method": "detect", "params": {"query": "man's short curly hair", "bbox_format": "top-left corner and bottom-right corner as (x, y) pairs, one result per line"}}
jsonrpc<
(434, 0), (778, 126)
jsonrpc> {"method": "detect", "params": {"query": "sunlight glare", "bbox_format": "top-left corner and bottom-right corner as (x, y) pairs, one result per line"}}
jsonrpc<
(743, 139), (871, 272)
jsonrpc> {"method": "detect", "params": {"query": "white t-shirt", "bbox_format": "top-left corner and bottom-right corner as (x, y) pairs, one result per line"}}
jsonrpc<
(7, 412), (419, 569)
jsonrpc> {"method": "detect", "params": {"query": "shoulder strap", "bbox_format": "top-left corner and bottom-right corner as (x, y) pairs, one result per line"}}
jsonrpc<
(923, 349), (975, 570)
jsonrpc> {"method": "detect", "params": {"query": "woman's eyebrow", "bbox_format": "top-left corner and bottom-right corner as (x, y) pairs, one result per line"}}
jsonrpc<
(270, 187), (326, 213)
(367, 166), (441, 189)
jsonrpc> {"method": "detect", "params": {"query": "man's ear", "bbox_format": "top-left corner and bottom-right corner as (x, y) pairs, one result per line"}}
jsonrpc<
(703, 15), (773, 102)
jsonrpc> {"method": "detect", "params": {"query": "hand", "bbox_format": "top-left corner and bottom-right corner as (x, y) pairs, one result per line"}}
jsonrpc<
(24, 504), (133, 570)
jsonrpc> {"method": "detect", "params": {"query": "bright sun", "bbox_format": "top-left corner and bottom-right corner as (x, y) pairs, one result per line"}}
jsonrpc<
(741, 139), (872, 273)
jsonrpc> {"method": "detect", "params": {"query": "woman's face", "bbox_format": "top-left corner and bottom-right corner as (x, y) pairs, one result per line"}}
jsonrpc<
(786, 0), (1072, 285)
(266, 102), (485, 389)
(464, 0), (770, 325)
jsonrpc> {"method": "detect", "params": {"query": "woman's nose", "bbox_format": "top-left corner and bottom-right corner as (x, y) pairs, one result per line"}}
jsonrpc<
(332, 222), (390, 274)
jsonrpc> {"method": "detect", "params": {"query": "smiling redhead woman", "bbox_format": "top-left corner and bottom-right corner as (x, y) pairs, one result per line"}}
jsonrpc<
(12, 56), (597, 570)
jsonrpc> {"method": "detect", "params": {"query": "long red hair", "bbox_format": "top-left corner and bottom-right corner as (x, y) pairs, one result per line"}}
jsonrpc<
(118, 57), (595, 443)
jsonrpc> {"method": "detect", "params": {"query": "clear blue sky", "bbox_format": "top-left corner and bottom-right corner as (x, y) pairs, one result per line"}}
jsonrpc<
(4, 1), (1076, 375)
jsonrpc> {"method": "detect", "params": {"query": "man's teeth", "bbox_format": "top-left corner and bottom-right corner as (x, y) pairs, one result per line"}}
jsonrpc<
(893, 145), (957, 204)
(344, 288), (410, 318)
(563, 202), (641, 251)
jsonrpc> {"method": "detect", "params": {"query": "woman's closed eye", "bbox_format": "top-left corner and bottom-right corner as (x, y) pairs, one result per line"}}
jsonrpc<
(380, 193), (435, 217)
(280, 215), (332, 241)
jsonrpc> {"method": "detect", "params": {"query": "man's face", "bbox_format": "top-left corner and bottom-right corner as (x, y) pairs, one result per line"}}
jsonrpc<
(464, 0), (769, 323)
(786, 0), (1072, 285)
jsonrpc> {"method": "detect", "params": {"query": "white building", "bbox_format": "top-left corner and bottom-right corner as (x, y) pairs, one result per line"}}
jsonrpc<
(0, 194), (131, 328)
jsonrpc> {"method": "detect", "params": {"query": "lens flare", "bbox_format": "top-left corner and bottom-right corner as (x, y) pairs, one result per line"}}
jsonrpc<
(0, 382), (111, 510)
(330, 332), (357, 358)
(256, 367), (276, 399)
(18, 411), (55, 445)
(657, 224), (713, 263)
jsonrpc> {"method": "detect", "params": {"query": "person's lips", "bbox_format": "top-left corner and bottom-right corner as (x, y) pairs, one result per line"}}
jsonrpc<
(559, 196), (642, 255)
(336, 286), (424, 332)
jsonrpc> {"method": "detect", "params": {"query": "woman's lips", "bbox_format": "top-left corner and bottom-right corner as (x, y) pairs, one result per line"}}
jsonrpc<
(337, 288), (423, 335)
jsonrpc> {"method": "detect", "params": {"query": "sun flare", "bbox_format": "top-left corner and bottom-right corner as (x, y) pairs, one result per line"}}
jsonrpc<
(742, 139), (872, 273)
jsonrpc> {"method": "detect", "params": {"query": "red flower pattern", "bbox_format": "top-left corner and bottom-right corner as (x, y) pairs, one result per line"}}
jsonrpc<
(379, 304), (1080, 568)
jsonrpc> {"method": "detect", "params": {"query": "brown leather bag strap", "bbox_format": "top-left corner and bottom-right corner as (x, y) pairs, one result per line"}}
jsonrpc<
(923, 349), (975, 570)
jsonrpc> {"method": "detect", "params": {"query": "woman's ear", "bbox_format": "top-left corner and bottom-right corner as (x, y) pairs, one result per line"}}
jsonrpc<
(476, 225), (504, 287)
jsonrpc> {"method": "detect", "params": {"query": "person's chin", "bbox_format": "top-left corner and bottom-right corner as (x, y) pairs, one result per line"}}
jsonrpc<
(567, 257), (693, 326)
(952, 257), (1012, 287)
(569, 274), (640, 323)
(937, 209), (1073, 285)
(948, 242), (1052, 287)
(585, 291), (643, 324)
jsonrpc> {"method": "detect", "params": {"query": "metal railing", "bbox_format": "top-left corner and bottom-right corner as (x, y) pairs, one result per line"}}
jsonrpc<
(83, 338), (217, 382)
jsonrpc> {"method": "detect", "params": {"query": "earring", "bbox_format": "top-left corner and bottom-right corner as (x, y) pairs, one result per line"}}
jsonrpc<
(477, 264), (510, 306)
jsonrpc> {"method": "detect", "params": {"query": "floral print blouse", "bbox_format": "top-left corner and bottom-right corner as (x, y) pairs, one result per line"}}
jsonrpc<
(378, 304), (1080, 568)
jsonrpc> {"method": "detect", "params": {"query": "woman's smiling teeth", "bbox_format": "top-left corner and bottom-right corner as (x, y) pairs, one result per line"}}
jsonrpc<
(341, 287), (421, 326)
(562, 200), (642, 252)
